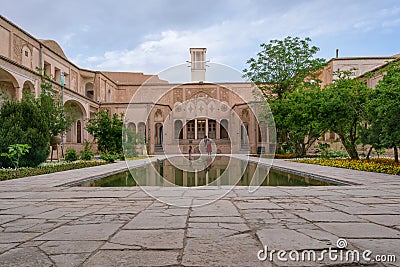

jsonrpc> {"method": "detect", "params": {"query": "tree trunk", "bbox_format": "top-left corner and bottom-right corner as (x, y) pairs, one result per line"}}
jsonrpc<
(339, 135), (359, 160)
(394, 146), (399, 163)
(294, 141), (305, 157)
(348, 147), (359, 160)
(366, 146), (373, 160)
(298, 143), (306, 157)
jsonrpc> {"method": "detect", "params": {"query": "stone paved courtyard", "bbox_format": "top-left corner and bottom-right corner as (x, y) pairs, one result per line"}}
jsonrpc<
(0, 157), (399, 266)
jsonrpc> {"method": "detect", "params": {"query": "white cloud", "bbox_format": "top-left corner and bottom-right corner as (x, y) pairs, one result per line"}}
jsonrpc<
(69, 0), (400, 74)
(382, 18), (400, 28)
(72, 20), (253, 73)
(379, 6), (400, 16)
(61, 33), (76, 47)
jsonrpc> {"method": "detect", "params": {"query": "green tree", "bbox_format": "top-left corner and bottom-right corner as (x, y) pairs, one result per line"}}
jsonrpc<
(122, 127), (144, 158)
(359, 121), (385, 160)
(243, 37), (326, 154)
(365, 61), (400, 162)
(271, 84), (327, 156)
(243, 36), (326, 98)
(86, 109), (123, 154)
(38, 72), (76, 147)
(0, 94), (50, 167)
(319, 71), (371, 160)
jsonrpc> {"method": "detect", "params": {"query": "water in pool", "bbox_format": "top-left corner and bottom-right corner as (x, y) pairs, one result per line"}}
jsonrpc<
(77, 156), (338, 187)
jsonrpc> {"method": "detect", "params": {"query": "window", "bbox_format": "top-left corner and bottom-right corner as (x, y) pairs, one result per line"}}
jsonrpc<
(54, 68), (61, 84)
(85, 83), (94, 100)
(44, 61), (51, 77)
(76, 120), (82, 144)
(187, 120), (195, 139)
(329, 131), (336, 141)
(208, 120), (216, 139)
(174, 120), (183, 139)
(220, 119), (229, 139)
(197, 120), (206, 139)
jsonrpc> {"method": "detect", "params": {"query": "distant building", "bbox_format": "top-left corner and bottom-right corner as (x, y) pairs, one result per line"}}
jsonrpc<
(0, 15), (398, 156)
(0, 16), (273, 155)
(319, 54), (399, 87)
(317, 53), (399, 145)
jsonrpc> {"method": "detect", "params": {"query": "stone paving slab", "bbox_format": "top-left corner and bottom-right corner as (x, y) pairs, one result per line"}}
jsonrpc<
(315, 222), (400, 239)
(84, 250), (180, 267)
(35, 223), (124, 241)
(110, 229), (185, 249)
(0, 157), (398, 266)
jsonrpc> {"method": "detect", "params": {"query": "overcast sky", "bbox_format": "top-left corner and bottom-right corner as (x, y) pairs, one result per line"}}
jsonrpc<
(2, 0), (400, 76)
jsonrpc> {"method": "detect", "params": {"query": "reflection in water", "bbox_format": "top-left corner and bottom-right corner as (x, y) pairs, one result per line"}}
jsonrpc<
(78, 156), (337, 187)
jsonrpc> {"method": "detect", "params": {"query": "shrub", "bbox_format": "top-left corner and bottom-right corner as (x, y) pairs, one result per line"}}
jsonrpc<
(0, 144), (31, 169)
(324, 150), (349, 158)
(65, 148), (79, 162)
(117, 152), (125, 161)
(80, 140), (94, 161)
(0, 95), (49, 168)
(100, 153), (116, 163)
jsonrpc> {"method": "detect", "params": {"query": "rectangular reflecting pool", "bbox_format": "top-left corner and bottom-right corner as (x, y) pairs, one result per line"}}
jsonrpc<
(75, 156), (342, 187)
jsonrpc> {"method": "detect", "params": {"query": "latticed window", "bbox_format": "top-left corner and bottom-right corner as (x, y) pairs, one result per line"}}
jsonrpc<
(187, 120), (195, 139)
(208, 120), (216, 139)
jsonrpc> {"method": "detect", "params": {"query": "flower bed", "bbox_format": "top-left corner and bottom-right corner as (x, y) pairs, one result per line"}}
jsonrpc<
(251, 154), (318, 159)
(294, 158), (400, 175)
(0, 160), (109, 181)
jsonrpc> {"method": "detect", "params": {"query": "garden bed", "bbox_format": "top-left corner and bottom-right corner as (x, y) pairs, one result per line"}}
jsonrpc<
(294, 158), (400, 175)
(251, 154), (319, 159)
(0, 160), (109, 181)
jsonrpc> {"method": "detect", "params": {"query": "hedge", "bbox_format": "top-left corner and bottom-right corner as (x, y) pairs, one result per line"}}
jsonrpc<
(0, 160), (109, 181)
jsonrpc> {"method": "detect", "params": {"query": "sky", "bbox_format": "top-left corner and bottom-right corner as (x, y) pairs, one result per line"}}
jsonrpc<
(1, 0), (400, 77)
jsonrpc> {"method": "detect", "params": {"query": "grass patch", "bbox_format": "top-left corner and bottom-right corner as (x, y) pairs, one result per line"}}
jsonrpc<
(0, 160), (109, 181)
(125, 155), (152, 161)
(294, 158), (400, 175)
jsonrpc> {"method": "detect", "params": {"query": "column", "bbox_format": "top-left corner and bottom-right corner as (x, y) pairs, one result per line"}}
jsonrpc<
(183, 171), (187, 187)
(16, 87), (22, 101)
(195, 170), (198, 186)
(216, 120), (220, 139)
(206, 118), (209, 137)
(183, 122), (187, 139)
(266, 125), (270, 153)
(195, 118), (198, 139)
(205, 171), (209, 186)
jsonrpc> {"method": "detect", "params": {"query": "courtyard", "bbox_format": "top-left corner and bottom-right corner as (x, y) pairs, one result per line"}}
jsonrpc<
(0, 157), (399, 266)
(1, 1), (400, 266)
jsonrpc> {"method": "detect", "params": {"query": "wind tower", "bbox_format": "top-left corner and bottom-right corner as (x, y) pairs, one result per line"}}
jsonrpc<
(190, 48), (207, 82)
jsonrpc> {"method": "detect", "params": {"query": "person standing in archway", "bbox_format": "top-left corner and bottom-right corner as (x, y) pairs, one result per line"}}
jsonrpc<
(188, 145), (193, 160)
(204, 135), (212, 155)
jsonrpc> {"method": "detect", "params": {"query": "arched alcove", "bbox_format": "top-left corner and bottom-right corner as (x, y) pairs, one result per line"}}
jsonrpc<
(64, 100), (86, 143)
(0, 68), (19, 105)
